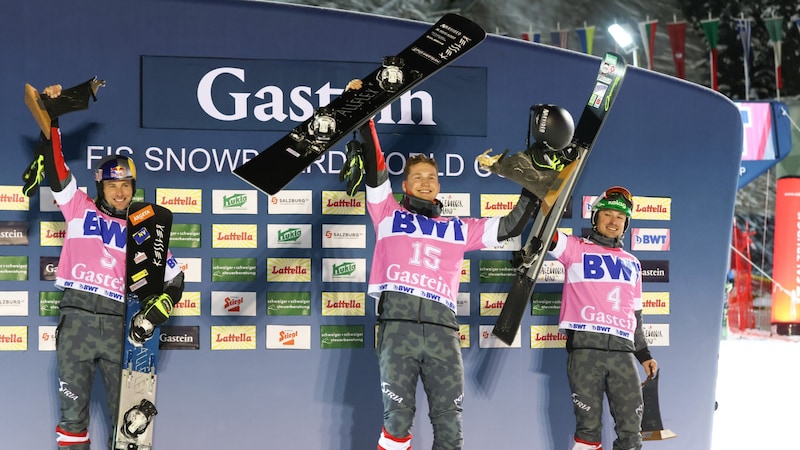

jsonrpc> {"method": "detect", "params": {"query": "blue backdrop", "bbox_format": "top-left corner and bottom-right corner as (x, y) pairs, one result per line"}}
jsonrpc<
(0, 1), (742, 449)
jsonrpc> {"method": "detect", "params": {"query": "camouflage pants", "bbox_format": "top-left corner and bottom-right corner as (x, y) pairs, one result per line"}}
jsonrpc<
(376, 320), (464, 450)
(56, 306), (125, 450)
(567, 348), (643, 450)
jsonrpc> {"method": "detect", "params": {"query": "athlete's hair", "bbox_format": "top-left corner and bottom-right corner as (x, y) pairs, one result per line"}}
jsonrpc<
(403, 154), (438, 180)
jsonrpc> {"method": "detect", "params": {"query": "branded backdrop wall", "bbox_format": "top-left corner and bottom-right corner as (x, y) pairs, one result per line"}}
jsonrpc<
(0, 1), (742, 449)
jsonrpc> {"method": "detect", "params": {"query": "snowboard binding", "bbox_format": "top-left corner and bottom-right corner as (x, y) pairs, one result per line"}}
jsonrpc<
(128, 311), (156, 346)
(377, 56), (405, 92)
(290, 106), (337, 155)
(120, 399), (158, 439)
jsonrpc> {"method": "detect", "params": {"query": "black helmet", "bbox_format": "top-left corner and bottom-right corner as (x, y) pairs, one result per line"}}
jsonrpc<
(529, 104), (575, 151)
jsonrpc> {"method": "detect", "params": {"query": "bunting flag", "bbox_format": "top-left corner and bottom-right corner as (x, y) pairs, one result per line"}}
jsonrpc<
(735, 17), (754, 100)
(575, 25), (595, 55)
(700, 17), (720, 91)
(637, 19), (658, 70)
(666, 20), (687, 79)
(521, 31), (541, 43)
(763, 15), (784, 96)
(550, 29), (569, 48)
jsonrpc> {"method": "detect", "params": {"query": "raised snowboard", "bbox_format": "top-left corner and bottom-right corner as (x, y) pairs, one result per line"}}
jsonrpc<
(113, 202), (173, 450)
(483, 52), (628, 345)
(233, 13), (486, 195)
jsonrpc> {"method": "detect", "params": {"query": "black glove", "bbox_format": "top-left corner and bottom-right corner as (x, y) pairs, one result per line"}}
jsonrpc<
(21, 137), (48, 197)
(340, 139), (365, 196)
(141, 293), (173, 326)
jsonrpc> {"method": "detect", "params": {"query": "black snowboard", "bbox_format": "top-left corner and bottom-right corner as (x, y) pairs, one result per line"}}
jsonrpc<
(233, 13), (486, 195)
(488, 53), (628, 345)
(114, 202), (174, 450)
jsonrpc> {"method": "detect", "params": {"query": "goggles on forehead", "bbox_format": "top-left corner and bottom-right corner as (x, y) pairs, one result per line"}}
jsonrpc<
(602, 186), (633, 208)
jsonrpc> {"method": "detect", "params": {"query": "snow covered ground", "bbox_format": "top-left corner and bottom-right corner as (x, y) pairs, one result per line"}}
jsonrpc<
(711, 334), (800, 450)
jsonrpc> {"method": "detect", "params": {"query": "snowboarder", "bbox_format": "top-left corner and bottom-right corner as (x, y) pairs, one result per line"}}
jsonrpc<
(30, 83), (184, 450)
(549, 185), (657, 450)
(351, 89), (577, 449)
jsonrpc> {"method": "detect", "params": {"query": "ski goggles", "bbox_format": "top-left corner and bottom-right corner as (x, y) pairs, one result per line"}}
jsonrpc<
(601, 185), (633, 208)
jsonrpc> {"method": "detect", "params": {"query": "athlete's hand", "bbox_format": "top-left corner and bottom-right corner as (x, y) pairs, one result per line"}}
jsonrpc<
(42, 85), (63, 98)
(641, 358), (658, 377)
(141, 293), (173, 325)
(345, 79), (362, 91)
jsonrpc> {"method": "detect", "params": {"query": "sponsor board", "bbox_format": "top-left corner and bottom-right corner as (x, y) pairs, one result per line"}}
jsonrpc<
(321, 224), (367, 249)
(156, 188), (202, 213)
(460, 260), (470, 283)
(479, 260), (516, 283)
(459, 324), (470, 348)
(320, 325), (364, 349)
(439, 193), (471, 217)
(40, 256), (59, 281)
(641, 260), (670, 283)
(172, 291), (201, 316)
(456, 292), (470, 317)
(267, 292), (311, 316)
(537, 260), (564, 283)
(0, 256), (27, 281)
(176, 257), (203, 282)
(39, 325), (57, 351)
(39, 187), (88, 212)
(642, 323), (670, 346)
(0, 291), (28, 316)
(0, 221), (29, 245)
(322, 258), (366, 283)
(266, 325), (311, 349)
(0, 186), (29, 211)
(631, 228), (670, 251)
(268, 190), (313, 215)
(140, 56), (487, 135)
(40, 221), (66, 246)
(530, 291), (562, 316)
(212, 257), (256, 282)
(0, 325), (27, 350)
(322, 292), (366, 316)
(530, 325), (566, 349)
(39, 291), (62, 316)
(484, 234), (521, 252)
(479, 324), (520, 348)
(170, 224), (202, 248)
(211, 325), (256, 350)
(267, 224), (312, 249)
(212, 224), (257, 248)
(211, 291), (257, 316)
(479, 293), (506, 317)
(159, 325), (200, 350)
(480, 193), (519, 217)
(267, 258), (312, 282)
(212, 189), (258, 214)
(322, 191), (365, 215)
(642, 292), (670, 315)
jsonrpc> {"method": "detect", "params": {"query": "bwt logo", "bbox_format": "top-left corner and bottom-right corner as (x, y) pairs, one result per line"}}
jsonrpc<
(197, 67), (436, 125)
(631, 228), (670, 251)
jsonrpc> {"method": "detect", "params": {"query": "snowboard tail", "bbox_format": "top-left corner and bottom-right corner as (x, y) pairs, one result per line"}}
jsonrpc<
(233, 13), (486, 195)
(492, 53), (628, 345)
(114, 202), (173, 450)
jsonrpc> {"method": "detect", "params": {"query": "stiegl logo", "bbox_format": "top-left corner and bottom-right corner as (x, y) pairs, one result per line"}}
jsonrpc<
(196, 67), (435, 125)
